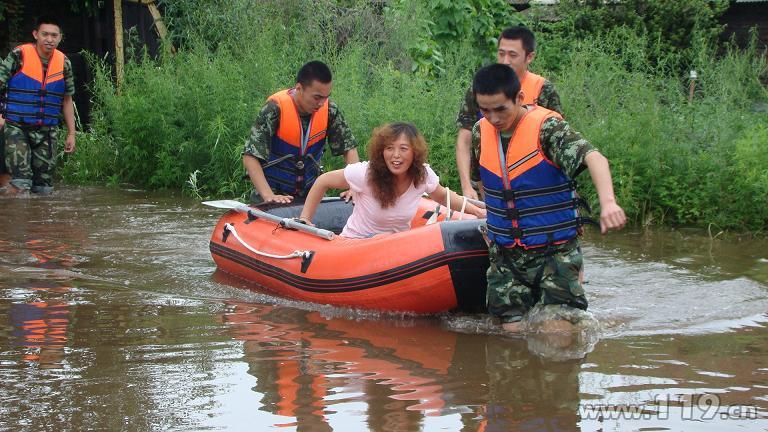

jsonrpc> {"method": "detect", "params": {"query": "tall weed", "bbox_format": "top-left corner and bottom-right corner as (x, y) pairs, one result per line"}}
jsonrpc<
(555, 30), (768, 230)
(62, 1), (768, 231)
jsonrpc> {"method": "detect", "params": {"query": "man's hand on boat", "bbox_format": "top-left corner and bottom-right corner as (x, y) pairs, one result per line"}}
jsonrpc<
(262, 193), (294, 204)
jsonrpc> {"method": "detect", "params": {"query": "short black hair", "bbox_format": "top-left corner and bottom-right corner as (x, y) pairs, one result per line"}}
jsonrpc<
(499, 26), (535, 54)
(473, 64), (521, 101)
(296, 61), (332, 86)
(35, 16), (62, 31)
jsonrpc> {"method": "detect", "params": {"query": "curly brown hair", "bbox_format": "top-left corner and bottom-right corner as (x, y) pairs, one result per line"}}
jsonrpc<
(366, 122), (429, 209)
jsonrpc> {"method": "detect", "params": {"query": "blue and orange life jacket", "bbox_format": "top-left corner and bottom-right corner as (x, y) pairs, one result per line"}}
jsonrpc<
(476, 71), (546, 121)
(4, 44), (66, 126)
(479, 106), (589, 249)
(263, 89), (329, 197)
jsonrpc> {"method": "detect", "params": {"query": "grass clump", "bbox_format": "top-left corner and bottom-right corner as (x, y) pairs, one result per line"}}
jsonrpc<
(554, 30), (768, 231)
(62, 1), (768, 232)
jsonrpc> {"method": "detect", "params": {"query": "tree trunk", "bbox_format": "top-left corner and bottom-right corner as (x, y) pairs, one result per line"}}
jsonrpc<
(113, 0), (124, 91)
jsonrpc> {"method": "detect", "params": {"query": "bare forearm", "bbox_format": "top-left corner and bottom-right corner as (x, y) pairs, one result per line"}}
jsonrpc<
(299, 170), (347, 222)
(430, 185), (484, 218)
(63, 95), (75, 135)
(344, 148), (359, 164)
(585, 151), (627, 233)
(455, 128), (473, 189)
(585, 151), (616, 206)
(299, 180), (329, 222)
(242, 155), (274, 197)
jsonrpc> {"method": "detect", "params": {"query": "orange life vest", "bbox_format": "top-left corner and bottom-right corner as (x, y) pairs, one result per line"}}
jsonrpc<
(4, 43), (66, 126)
(262, 89), (329, 196)
(478, 106), (588, 249)
(520, 71), (546, 106)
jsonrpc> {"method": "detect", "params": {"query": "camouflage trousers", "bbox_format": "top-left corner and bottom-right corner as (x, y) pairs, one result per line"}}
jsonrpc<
(0, 128), (6, 174)
(486, 239), (588, 324)
(3, 122), (57, 191)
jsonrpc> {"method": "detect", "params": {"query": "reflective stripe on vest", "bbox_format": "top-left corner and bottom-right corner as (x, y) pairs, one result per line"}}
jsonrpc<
(264, 89), (329, 196)
(4, 44), (66, 126)
(478, 106), (581, 249)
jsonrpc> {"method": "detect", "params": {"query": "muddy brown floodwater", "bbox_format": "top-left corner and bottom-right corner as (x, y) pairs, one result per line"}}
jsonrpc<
(1, 186), (766, 431)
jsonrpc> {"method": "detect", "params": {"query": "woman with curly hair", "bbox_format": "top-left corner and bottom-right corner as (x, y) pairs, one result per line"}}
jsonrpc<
(299, 122), (485, 238)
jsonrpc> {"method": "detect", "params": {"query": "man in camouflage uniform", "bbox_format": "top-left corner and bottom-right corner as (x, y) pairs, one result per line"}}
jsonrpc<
(471, 64), (626, 333)
(243, 60), (358, 205)
(456, 26), (563, 201)
(0, 16), (76, 196)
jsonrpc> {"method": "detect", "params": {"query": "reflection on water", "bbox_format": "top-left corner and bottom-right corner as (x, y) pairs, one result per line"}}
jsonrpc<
(0, 187), (766, 431)
(220, 301), (586, 431)
(8, 283), (70, 369)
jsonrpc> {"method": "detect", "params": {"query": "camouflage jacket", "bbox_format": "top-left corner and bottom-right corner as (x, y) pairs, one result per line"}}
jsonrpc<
(456, 80), (563, 131)
(470, 111), (595, 181)
(243, 99), (357, 160)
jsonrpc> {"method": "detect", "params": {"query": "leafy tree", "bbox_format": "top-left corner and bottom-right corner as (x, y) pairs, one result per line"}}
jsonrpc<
(0, 0), (25, 41)
(1, 0), (105, 42)
(533, 0), (729, 73)
(68, 0), (106, 15)
(387, 0), (525, 76)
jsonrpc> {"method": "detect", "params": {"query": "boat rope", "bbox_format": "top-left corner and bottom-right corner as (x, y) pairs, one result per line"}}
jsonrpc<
(224, 223), (313, 260)
(421, 189), (474, 223)
(459, 195), (467, 220)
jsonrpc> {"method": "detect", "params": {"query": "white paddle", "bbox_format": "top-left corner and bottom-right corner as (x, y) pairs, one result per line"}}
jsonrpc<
(202, 200), (334, 240)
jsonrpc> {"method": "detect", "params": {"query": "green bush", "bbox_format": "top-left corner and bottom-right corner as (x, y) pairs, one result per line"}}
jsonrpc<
(531, 0), (729, 75)
(61, 0), (768, 232)
(386, 0), (525, 76)
(65, 1), (472, 197)
(555, 30), (768, 231)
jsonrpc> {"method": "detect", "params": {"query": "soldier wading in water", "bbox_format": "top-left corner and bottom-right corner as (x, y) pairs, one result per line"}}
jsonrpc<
(471, 64), (627, 333)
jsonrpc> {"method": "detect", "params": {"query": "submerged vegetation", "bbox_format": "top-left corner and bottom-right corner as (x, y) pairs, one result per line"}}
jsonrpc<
(60, 0), (768, 232)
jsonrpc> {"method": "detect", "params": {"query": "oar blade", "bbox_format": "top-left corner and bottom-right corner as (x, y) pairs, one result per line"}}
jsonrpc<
(202, 199), (335, 240)
(202, 200), (250, 210)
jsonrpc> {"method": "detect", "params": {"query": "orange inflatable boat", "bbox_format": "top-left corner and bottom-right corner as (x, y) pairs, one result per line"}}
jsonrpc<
(208, 197), (489, 314)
